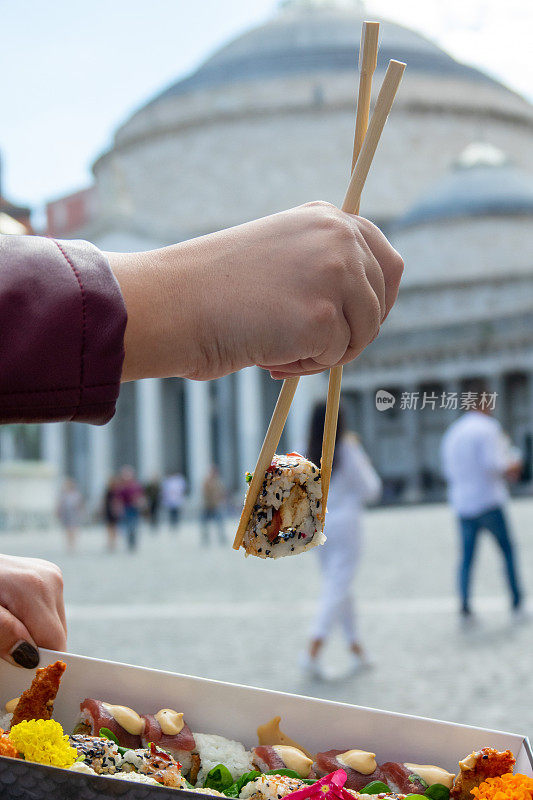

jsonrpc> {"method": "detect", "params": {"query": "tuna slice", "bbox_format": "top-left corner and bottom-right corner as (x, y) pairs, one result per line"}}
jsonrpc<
(380, 762), (427, 795)
(314, 751), (381, 791)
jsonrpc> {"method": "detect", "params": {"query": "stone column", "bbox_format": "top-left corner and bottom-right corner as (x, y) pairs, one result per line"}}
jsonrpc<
(216, 375), (236, 490)
(136, 379), (163, 482)
(236, 367), (262, 480)
(41, 423), (65, 476)
(185, 379), (212, 506)
(87, 422), (113, 509)
(403, 383), (422, 501)
(361, 388), (377, 456)
(487, 373), (505, 424)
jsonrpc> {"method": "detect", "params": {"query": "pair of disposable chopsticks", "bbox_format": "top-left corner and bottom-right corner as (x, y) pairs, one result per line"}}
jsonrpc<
(233, 24), (405, 550)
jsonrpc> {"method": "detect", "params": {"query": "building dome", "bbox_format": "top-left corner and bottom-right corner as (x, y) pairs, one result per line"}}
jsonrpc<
(146, 0), (497, 107)
(397, 144), (533, 228)
(92, 0), (533, 243)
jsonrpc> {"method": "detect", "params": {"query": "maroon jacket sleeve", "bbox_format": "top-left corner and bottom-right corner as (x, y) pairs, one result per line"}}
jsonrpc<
(0, 234), (127, 425)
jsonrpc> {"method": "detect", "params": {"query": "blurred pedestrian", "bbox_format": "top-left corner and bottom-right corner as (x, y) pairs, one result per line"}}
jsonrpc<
(103, 476), (123, 552)
(301, 402), (381, 679)
(117, 466), (145, 551)
(201, 466), (227, 545)
(441, 381), (525, 623)
(162, 473), (186, 530)
(57, 478), (83, 552)
(144, 475), (161, 532)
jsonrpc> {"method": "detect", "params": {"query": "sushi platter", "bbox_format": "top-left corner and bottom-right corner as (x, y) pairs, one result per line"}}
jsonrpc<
(0, 649), (532, 800)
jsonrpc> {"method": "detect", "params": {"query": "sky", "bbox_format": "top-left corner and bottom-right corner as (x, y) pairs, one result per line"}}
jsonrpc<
(1, 0), (532, 220)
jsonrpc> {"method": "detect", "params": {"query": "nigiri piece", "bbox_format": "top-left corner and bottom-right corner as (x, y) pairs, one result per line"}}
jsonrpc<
(75, 699), (142, 750)
(314, 750), (380, 791)
(253, 745), (315, 778)
(141, 709), (196, 773)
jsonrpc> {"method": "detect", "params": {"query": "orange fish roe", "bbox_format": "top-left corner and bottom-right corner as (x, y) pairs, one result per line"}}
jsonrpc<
(0, 728), (19, 759)
(471, 773), (533, 800)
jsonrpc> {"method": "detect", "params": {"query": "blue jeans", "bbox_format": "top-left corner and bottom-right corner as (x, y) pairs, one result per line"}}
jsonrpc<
(122, 506), (140, 551)
(458, 506), (522, 612)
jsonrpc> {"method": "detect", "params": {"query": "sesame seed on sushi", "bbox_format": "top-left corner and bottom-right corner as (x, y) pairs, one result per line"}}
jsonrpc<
(242, 453), (326, 559)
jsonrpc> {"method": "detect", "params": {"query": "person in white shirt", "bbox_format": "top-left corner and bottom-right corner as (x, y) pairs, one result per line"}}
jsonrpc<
(301, 402), (382, 678)
(161, 473), (187, 529)
(441, 382), (524, 620)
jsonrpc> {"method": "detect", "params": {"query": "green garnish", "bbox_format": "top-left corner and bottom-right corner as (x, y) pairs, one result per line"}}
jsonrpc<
(360, 781), (392, 794)
(225, 770), (261, 797)
(98, 727), (129, 756)
(409, 774), (429, 789)
(424, 785), (450, 800)
(99, 727), (119, 744)
(204, 764), (234, 792)
(245, 472), (253, 484)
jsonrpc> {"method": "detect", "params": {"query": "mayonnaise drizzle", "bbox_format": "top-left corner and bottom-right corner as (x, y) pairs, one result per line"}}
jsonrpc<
(155, 709), (184, 736)
(102, 703), (144, 736)
(337, 750), (377, 775)
(272, 745), (313, 777)
(5, 697), (19, 714)
(405, 763), (455, 788)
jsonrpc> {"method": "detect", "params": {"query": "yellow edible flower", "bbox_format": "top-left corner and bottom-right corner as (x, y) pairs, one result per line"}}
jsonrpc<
(8, 720), (77, 769)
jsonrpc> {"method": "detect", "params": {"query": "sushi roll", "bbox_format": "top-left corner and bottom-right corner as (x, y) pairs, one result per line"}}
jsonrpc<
(141, 709), (196, 774)
(242, 453), (325, 559)
(75, 699), (143, 750)
(252, 745), (315, 778)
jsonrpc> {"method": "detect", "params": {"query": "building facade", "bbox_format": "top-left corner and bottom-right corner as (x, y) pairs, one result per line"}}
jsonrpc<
(36, 0), (533, 507)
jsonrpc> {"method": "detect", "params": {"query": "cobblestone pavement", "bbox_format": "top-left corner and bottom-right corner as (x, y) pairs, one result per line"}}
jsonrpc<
(1, 499), (532, 738)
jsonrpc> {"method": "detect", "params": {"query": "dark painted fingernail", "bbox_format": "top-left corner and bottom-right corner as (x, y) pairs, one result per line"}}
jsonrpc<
(11, 641), (39, 669)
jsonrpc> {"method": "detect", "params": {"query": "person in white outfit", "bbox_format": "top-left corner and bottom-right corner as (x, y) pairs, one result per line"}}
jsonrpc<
(301, 402), (381, 678)
(441, 382), (524, 621)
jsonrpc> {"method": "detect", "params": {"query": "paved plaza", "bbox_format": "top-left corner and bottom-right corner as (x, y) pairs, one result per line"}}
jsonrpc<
(1, 499), (532, 738)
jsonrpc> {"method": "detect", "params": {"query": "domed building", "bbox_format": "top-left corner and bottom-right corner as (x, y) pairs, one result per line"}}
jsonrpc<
(41, 0), (533, 507)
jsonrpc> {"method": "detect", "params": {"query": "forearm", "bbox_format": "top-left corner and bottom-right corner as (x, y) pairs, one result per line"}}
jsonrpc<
(107, 240), (215, 382)
(0, 234), (126, 424)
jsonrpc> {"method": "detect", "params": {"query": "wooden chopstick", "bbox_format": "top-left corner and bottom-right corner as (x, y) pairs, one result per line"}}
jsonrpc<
(320, 59), (406, 515)
(320, 22), (380, 520)
(352, 22), (380, 174)
(233, 377), (299, 549)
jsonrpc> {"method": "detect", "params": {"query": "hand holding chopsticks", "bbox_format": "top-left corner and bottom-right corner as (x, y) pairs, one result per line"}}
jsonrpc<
(233, 23), (405, 551)
(321, 58), (405, 515)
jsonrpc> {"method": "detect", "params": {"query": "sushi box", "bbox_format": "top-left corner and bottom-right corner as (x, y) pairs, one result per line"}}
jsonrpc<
(0, 648), (532, 800)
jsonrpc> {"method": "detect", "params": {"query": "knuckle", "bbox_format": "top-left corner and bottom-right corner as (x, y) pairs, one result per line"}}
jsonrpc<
(27, 571), (47, 594)
(302, 199), (336, 213)
(392, 249), (404, 279)
(312, 300), (338, 331)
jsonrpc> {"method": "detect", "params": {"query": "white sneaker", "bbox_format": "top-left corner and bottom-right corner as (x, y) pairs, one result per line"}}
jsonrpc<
(511, 605), (530, 624)
(299, 651), (323, 679)
(347, 653), (373, 676)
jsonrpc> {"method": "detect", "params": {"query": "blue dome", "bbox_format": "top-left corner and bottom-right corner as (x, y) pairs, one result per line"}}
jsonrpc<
(397, 148), (533, 228)
(145, 5), (502, 108)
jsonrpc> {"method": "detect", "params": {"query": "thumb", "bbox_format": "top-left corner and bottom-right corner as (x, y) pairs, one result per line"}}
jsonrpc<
(0, 606), (40, 669)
